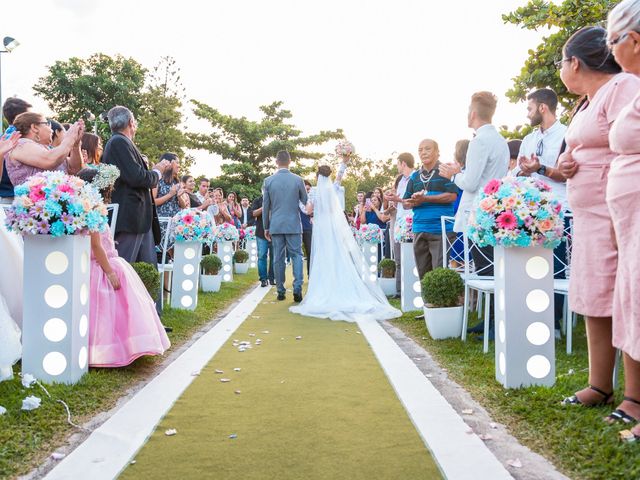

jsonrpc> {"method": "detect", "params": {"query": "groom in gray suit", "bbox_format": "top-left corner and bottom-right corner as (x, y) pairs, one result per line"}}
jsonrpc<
(263, 151), (308, 302)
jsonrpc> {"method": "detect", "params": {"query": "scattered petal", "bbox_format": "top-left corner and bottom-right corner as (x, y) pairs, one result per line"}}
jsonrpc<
(220, 378), (231, 383)
(191, 370), (201, 376)
(507, 459), (523, 469)
(21, 396), (41, 411)
(249, 333), (256, 337)
(295, 336), (302, 340)
(479, 434), (493, 441)
(0, 406), (6, 415)
(51, 452), (66, 460)
(215, 369), (224, 374)
(21, 373), (37, 389)
(234, 368), (241, 372)
(165, 429), (177, 436)
(262, 330), (270, 334)
(413, 357), (421, 360)
(489, 422), (498, 429)
(567, 369), (575, 375)
(281, 380), (286, 384)
(280, 338), (285, 341)
(130, 460), (137, 465)
(425, 374), (434, 378)
(465, 428), (473, 434)
(229, 434), (237, 439)
(356, 331), (361, 335)
(234, 390), (242, 395)
(252, 316), (260, 319)
(462, 409), (474, 415)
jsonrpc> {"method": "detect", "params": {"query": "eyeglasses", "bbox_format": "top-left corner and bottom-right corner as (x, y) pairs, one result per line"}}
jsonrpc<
(35, 121), (51, 127)
(536, 138), (544, 157)
(607, 32), (630, 49)
(554, 58), (571, 69)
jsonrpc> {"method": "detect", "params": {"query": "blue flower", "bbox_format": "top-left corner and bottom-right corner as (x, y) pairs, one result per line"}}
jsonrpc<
(50, 220), (65, 237)
(524, 188), (541, 202)
(536, 208), (550, 220)
(515, 230), (531, 247)
(68, 202), (85, 215)
(14, 185), (29, 196)
(496, 185), (513, 199)
(44, 200), (62, 217)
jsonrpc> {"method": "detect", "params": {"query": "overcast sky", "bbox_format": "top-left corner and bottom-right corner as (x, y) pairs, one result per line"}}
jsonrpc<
(0, 0), (550, 178)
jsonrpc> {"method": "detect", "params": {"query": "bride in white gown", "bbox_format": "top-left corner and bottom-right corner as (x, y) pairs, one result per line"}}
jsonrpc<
(290, 163), (401, 322)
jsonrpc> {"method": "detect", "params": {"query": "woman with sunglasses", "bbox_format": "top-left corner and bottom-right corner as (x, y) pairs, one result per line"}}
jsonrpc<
(4, 112), (84, 187)
(557, 26), (640, 410)
(604, 0), (640, 442)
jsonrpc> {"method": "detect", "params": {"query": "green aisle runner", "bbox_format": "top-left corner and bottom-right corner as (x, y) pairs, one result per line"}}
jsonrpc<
(121, 289), (441, 479)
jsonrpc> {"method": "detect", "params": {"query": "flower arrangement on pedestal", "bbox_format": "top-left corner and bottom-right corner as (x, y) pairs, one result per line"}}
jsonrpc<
(393, 211), (414, 243)
(244, 226), (256, 241)
(467, 176), (564, 249)
(357, 223), (383, 244)
(335, 139), (355, 157)
(213, 222), (240, 243)
(5, 171), (108, 236)
(171, 209), (215, 243)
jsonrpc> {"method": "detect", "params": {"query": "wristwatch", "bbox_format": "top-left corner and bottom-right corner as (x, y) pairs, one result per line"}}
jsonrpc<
(536, 165), (547, 176)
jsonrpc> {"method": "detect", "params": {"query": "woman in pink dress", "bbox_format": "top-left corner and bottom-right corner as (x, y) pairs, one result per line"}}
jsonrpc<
(605, 0), (640, 441)
(78, 167), (170, 367)
(558, 26), (640, 408)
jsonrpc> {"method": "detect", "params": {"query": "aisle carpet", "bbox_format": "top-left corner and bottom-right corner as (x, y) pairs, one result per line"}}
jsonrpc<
(120, 288), (441, 479)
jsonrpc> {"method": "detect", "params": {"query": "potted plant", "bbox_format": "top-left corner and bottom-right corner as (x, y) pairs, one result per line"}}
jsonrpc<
(132, 262), (161, 301)
(233, 249), (250, 274)
(421, 267), (464, 339)
(200, 254), (223, 292)
(378, 258), (396, 296)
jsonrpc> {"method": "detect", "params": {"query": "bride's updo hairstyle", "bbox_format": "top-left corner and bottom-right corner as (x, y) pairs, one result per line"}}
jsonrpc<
(317, 165), (332, 178)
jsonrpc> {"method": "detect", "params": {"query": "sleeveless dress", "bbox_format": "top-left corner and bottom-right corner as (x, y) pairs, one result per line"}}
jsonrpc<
(89, 231), (170, 367)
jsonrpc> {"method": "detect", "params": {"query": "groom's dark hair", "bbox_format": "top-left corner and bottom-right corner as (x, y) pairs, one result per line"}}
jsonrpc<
(276, 150), (291, 166)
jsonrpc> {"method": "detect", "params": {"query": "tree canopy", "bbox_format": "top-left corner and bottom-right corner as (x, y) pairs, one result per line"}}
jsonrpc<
(189, 100), (344, 198)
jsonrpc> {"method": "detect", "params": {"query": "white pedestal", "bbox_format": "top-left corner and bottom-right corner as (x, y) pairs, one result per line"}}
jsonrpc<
(171, 241), (202, 310)
(361, 242), (379, 284)
(400, 242), (423, 312)
(22, 235), (90, 384)
(245, 240), (258, 269)
(218, 241), (234, 282)
(494, 246), (555, 388)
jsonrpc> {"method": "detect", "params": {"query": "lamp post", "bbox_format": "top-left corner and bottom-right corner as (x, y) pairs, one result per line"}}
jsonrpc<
(0, 36), (20, 116)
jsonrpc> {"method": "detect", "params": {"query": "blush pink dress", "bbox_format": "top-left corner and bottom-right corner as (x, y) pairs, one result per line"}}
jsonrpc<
(89, 231), (170, 367)
(564, 73), (640, 317)
(608, 91), (640, 361)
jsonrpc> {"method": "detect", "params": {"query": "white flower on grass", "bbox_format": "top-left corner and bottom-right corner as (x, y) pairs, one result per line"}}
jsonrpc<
(21, 373), (37, 389)
(0, 405), (7, 415)
(22, 396), (42, 411)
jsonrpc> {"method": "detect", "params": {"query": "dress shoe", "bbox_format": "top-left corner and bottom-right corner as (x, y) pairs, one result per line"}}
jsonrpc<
(163, 325), (173, 333)
(293, 292), (303, 303)
(260, 280), (268, 287)
(467, 322), (485, 334)
(269, 279), (276, 286)
(277, 292), (286, 301)
(476, 328), (495, 342)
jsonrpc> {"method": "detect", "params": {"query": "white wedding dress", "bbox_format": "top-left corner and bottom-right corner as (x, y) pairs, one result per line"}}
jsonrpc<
(0, 207), (23, 381)
(290, 172), (401, 322)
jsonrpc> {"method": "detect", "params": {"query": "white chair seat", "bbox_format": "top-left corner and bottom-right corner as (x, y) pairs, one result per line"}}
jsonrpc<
(554, 278), (569, 293)
(466, 278), (494, 292)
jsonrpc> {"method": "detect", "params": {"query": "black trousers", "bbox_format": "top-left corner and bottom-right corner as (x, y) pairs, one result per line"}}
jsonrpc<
(302, 229), (312, 276)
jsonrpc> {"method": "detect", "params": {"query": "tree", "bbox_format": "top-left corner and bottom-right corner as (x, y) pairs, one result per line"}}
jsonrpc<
(502, 0), (620, 113)
(189, 100), (344, 199)
(135, 57), (191, 168)
(33, 53), (146, 140)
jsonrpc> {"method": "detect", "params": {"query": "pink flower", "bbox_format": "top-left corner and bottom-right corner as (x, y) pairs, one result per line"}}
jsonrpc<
(502, 196), (516, 209)
(479, 197), (497, 212)
(496, 211), (517, 230)
(484, 179), (501, 195)
(538, 219), (553, 232)
(183, 214), (194, 224)
(28, 186), (46, 202)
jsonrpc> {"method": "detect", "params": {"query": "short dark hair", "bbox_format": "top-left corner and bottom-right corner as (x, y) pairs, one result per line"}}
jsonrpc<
(564, 26), (621, 74)
(3, 97), (32, 124)
(397, 152), (415, 169)
(276, 150), (291, 165)
(303, 179), (311, 187)
(49, 119), (64, 142)
(199, 178), (210, 185)
(159, 152), (178, 162)
(180, 174), (193, 183)
(507, 139), (522, 160)
(527, 89), (559, 113)
(317, 165), (332, 177)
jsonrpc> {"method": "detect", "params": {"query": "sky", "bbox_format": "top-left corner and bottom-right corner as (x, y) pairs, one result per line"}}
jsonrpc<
(0, 0), (550, 178)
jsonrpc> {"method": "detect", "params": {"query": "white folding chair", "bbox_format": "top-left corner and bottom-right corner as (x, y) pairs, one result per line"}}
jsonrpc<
(462, 229), (495, 353)
(157, 216), (174, 310)
(440, 216), (464, 271)
(106, 203), (119, 238)
(553, 213), (576, 354)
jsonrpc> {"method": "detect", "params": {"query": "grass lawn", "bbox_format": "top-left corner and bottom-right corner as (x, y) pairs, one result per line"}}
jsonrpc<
(0, 272), (257, 480)
(390, 303), (639, 480)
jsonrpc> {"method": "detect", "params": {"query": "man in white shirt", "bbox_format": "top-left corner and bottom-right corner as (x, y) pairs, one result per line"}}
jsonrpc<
(439, 91), (509, 337)
(240, 196), (252, 227)
(384, 152), (415, 298)
(513, 88), (568, 212)
(195, 179), (209, 203)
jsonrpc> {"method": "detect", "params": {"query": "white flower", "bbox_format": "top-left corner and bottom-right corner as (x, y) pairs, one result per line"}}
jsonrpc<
(21, 373), (37, 389)
(21, 395), (42, 411)
(0, 405), (6, 415)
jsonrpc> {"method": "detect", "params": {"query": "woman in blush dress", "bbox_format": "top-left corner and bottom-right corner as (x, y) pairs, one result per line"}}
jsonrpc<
(77, 166), (170, 367)
(557, 26), (640, 408)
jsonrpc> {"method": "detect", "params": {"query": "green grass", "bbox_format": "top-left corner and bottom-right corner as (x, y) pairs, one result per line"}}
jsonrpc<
(390, 303), (639, 480)
(120, 290), (440, 480)
(0, 273), (257, 480)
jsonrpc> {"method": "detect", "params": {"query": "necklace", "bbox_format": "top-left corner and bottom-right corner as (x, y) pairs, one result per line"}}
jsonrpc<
(419, 166), (437, 193)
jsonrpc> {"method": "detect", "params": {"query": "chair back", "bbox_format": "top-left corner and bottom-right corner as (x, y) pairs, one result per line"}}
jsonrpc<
(462, 227), (494, 278)
(440, 215), (463, 269)
(157, 216), (174, 267)
(106, 203), (119, 237)
(553, 212), (573, 278)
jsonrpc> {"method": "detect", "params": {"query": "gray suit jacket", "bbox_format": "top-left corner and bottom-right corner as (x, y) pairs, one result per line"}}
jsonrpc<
(262, 169), (308, 234)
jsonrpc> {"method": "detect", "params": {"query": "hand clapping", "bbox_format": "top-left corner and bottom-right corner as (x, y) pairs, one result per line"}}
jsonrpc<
(438, 162), (460, 180)
(557, 151), (578, 179)
(0, 131), (21, 157)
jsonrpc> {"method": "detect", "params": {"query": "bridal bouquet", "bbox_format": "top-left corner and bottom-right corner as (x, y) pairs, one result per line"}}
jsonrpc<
(467, 176), (564, 249)
(213, 222), (239, 242)
(394, 212), (414, 242)
(172, 209), (215, 243)
(357, 224), (383, 244)
(335, 140), (355, 157)
(244, 226), (256, 241)
(5, 171), (108, 236)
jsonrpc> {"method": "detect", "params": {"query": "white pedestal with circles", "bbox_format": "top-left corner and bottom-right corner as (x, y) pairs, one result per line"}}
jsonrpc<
(171, 241), (202, 311)
(361, 242), (379, 285)
(494, 246), (555, 388)
(22, 235), (90, 385)
(218, 241), (234, 282)
(245, 240), (257, 269)
(400, 242), (423, 312)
